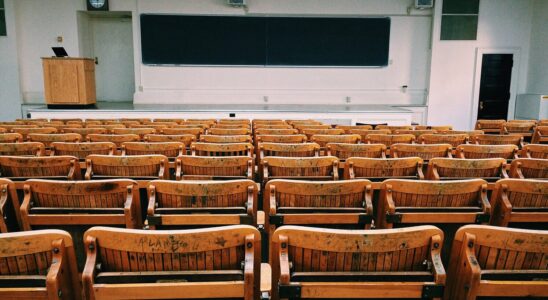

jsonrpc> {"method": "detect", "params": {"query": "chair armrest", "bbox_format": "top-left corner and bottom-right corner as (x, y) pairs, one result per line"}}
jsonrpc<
(479, 184), (491, 219)
(332, 161), (339, 180)
(67, 159), (77, 180)
(426, 162), (439, 180)
(82, 236), (98, 300)
(20, 184), (32, 231)
(430, 234), (446, 285)
(175, 158), (182, 181)
(416, 162), (425, 180)
(244, 234), (256, 300)
(124, 184), (138, 228)
(158, 160), (166, 179)
(268, 185), (277, 216)
(501, 162), (510, 179)
(262, 161), (269, 185)
(384, 184), (396, 214)
(177, 145), (184, 157)
(46, 238), (66, 300)
(120, 145), (127, 156)
(278, 235), (290, 285)
(364, 185), (374, 217)
(246, 185), (255, 222)
(84, 159), (93, 180)
(246, 159), (253, 180)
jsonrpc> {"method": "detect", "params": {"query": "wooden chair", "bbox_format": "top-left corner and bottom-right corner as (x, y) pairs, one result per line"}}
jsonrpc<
(0, 124), (38, 132)
(161, 127), (204, 137)
(130, 124), (172, 131)
(0, 142), (45, 156)
(146, 179), (258, 228)
(40, 123), (84, 132)
(87, 124), (126, 133)
(50, 142), (116, 160)
(51, 118), (83, 124)
(0, 178), (20, 232)
(112, 128), (156, 140)
(334, 124), (373, 133)
(415, 125), (453, 131)
(344, 157), (424, 181)
(0, 156), (80, 181)
(176, 155), (254, 180)
(521, 144), (548, 159)
(63, 127), (108, 140)
(439, 130), (485, 136)
(419, 133), (469, 148)
(253, 124), (293, 130)
(376, 125), (414, 133)
(539, 119), (548, 126)
(254, 128), (299, 136)
(183, 119), (217, 126)
(212, 124), (251, 129)
(144, 133), (196, 145)
(348, 129), (391, 141)
(472, 134), (524, 147)
(12, 127), (57, 140)
(445, 225), (548, 300)
(326, 143), (387, 159)
(531, 125), (548, 144)
(0, 133), (23, 143)
(475, 119), (506, 133)
(0, 229), (81, 300)
(366, 134), (415, 148)
(259, 143), (320, 160)
(261, 156), (339, 184)
(191, 142), (253, 157)
(122, 142), (185, 158)
(502, 121), (536, 138)
(142, 121), (177, 127)
(28, 133), (81, 148)
(287, 119), (323, 126)
(87, 134), (140, 148)
(200, 134), (252, 143)
(311, 134), (360, 148)
(490, 179), (548, 227)
(82, 225), (261, 300)
(271, 225), (445, 300)
(85, 155), (169, 180)
(150, 118), (183, 124)
(218, 118), (250, 125)
(394, 129), (437, 138)
(172, 124), (210, 129)
(456, 144), (519, 160)
(427, 158), (508, 181)
(256, 134), (307, 144)
(509, 158), (548, 179)
(391, 144), (452, 160)
(294, 124), (332, 132)
(208, 128), (251, 136)
(301, 129), (344, 140)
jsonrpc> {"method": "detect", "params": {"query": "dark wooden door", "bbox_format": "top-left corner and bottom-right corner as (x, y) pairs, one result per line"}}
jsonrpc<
(477, 54), (513, 119)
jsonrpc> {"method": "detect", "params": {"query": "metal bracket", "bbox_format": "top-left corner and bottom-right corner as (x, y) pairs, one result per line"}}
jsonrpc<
(475, 213), (490, 224)
(358, 214), (373, 226)
(146, 215), (162, 226)
(385, 213), (402, 223)
(422, 284), (444, 299)
(279, 284), (301, 299)
(270, 214), (284, 226)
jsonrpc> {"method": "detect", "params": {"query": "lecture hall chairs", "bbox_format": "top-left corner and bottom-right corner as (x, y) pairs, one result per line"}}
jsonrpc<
(0, 178), (20, 232)
(344, 157), (425, 181)
(456, 144), (519, 160)
(326, 143), (387, 159)
(426, 158), (508, 182)
(28, 133), (82, 149)
(50, 142), (116, 160)
(521, 143), (548, 158)
(0, 155), (81, 181)
(87, 133), (140, 149)
(85, 155), (170, 181)
(176, 155), (254, 180)
(261, 156), (339, 185)
(0, 133), (23, 143)
(366, 134), (415, 148)
(0, 142), (45, 156)
(472, 134), (524, 148)
(258, 142), (320, 160)
(122, 141), (185, 158)
(390, 143), (453, 160)
(532, 125), (548, 144)
(200, 134), (252, 143)
(144, 133), (196, 145)
(191, 142), (253, 157)
(475, 119), (506, 133)
(509, 158), (548, 179)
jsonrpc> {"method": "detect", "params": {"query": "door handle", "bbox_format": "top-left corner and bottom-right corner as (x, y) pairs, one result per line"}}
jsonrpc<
(479, 101), (484, 110)
(95, 57), (99, 65)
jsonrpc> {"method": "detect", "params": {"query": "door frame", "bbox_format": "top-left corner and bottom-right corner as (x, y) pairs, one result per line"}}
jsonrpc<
(470, 47), (521, 128)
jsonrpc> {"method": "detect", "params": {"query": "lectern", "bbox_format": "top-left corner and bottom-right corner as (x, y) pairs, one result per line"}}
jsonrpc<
(42, 57), (96, 106)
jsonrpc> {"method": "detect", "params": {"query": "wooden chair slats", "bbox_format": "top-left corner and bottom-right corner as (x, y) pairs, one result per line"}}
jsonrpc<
(445, 225), (548, 300)
(144, 134), (196, 145)
(161, 127), (203, 136)
(301, 129), (344, 140)
(85, 155), (169, 180)
(176, 155), (254, 180)
(294, 124), (332, 131)
(532, 126), (548, 144)
(208, 128), (251, 136)
(112, 128), (156, 140)
(191, 142), (253, 157)
(0, 142), (45, 156)
(391, 143), (453, 160)
(334, 125), (374, 132)
(415, 125), (453, 131)
(456, 144), (519, 159)
(256, 134), (307, 144)
(366, 134), (415, 148)
(12, 127), (57, 140)
(254, 128), (299, 135)
(427, 158), (508, 181)
(419, 134), (469, 148)
(212, 123), (251, 129)
(122, 142), (185, 158)
(521, 144), (548, 159)
(509, 158), (548, 179)
(200, 134), (252, 143)
(0, 178), (20, 232)
(50, 142), (115, 160)
(63, 127), (108, 140)
(259, 143), (320, 160)
(502, 121), (536, 136)
(27, 133), (82, 148)
(261, 156), (339, 184)
(348, 129), (391, 141)
(472, 134), (524, 147)
(0, 133), (23, 143)
(87, 134), (140, 148)
(218, 118), (251, 124)
(344, 157), (424, 181)
(129, 124), (172, 131)
(311, 134), (361, 148)
(375, 125), (414, 133)
(0, 155), (80, 180)
(475, 119), (506, 133)
(326, 143), (387, 159)
(83, 225), (261, 300)
(86, 124), (126, 133)
(253, 125), (293, 130)
(149, 118), (183, 124)
(394, 129), (437, 138)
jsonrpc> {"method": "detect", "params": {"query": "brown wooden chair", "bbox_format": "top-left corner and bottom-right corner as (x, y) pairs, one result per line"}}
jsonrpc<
(112, 128), (156, 140)
(301, 129), (344, 140)
(12, 127), (57, 140)
(259, 143), (320, 160)
(334, 124), (373, 133)
(419, 134), (469, 148)
(509, 158), (548, 179)
(40, 123), (84, 132)
(161, 127), (204, 137)
(85, 155), (169, 180)
(311, 134), (361, 149)
(207, 127), (251, 136)
(200, 134), (252, 143)
(0, 156), (80, 181)
(0, 178), (20, 232)
(475, 119), (506, 133)
(287, 119), (323, 126)
(183, 119), (217, 126)
(0, 142), (45, 156)
(326, 143), (387, 159)
(502, 121), (536, 138)
(176, 155), (254, 180)
(394, 129), (437, 138)
(472, 134), (524, 147)
(375, 125), (415, 133)
(344, 157), (424, 181)
(445, 225), (548, 300)
(427, 158), (508, 181)
(254, 128), (299, 136)
(147, 179), (258, 229)
(261, 156), (339, 185)
(0, 124), (38, 133)
(439, 130), (485, 136)
(212, 123), (251, 129)
(218, 118), (250, 124)
(144, 133), (196, 145)
(191, 142), (253, 157)
(172, 124), (210, 129)
(141, 121), (177, 127)
(415, 125), (453, 131)
(0, 133), (23, 143)
(122, 142), (185, 158)
(253, 125), (293, 131)
(256, 134), (307, 144)
(86, 124), (126, 133)
(294, 124), (332, 132)
(531, 125), (548, 144)
(456, 144), (519, 160)
(271, 225), (445, 300)
(51, 118), (83, 124)
(50, 142), (115, 160)
(130, 124), (172, 131)
(63, 127), (108, 140)
(28, 133), (82, 148)
(0, 128), (6, 133)
(82, 225), (261, 300)
(0, 229), (81, 300)
(150, 118), (183, 124)
(348, 129), (391, 141)
(490, 179), (548, 227)
(366, 134), (415, 148)
(87, 133), (140, 148)
(521, 144), (548, 159)
(391, 143), (453, 160)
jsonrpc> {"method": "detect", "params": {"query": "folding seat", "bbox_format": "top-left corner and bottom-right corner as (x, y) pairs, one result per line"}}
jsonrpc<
(0, 178), (20, 232)
(415, 125), (453, 131)
(144, 133), (196, 145)
(456, 144), (518, 159)
(261, 156), (339, 185)
(161, 127), (204, 138)
(176, 155), (254, 180)
(0, 156), (80, 181)
(85, 154), (169, 181)
(86, 123), (126, 133)
(63, 127), (108, 140)
(207, 127), (252, 135)
(375, 124), (414, 133)
(112, 127), (156, 140)
(326, 143), (387, 159)
(391, 143), (453, 160)
(259, 143), (320, 160)
(531, 125), (548, 144)
(0, 142), (45, 156)
(348, 128), (392, 141)
(334, 124), (373, 133)
(50, 142), (115, 160)
(254, 128), (299, 136)
(12, 127), (57, 140)
(0, 133), (23, 143)
(191, 142), (253, 157)
(28, 133), (81, 149)
(394, 129), (437, 138)
(502, 121), (536, 139)
(475, 119), (506, 133)
(310, 134), (360, 149)
(200, 134), (252, 143)
(87, 133), (140, 148)
(122, 141), (185, 158)
(427, 158), (508, 181)
(301, 129), (343, 140)
(509, 158), (548, 179)
(344, 157), (424, 181)
(366, 134), (415, 148)
(472, 134), (524, 147)
(521, 144), (548, 159)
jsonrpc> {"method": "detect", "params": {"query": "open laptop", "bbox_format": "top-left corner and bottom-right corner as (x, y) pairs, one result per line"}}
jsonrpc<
(52, 47), (68, 58)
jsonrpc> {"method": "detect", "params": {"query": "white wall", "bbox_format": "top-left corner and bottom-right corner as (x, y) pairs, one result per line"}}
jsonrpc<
(428, 0), (533, 129)
(526, 0), (548, 94)
(0, 0), (22, 120)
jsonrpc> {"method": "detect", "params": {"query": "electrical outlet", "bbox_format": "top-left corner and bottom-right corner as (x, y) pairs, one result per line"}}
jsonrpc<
(56, 36), (63, 43)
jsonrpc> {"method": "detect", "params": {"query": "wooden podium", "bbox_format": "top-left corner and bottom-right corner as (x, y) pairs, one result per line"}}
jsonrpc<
(42, 57), (96, 106)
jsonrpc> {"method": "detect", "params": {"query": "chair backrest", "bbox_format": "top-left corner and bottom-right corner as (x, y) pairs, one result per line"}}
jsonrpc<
(301, 129), (344, 139)
(256, 134), (307, 144)
(173, 124), (210, 129)
(87, 124), (126, 133)
(87, 134), (140, 147)
(456, 144), (519, 159)
(510, 158), (548, 179)
(218, 118), (250, 125)
(348, 129), (391, 141)
(475, 119), (505, 132)
(212, 123), (251, 129)
(472, 134), (523, 147)
(184, 119), (217, 126)
(344, 157), (424, 180)
(0, 229), (81, 300)
(259, 143), (320, 159)
(208, 128), (251, 135)
(161, 127), (204, 137)
(151, 118), (183, 124)
(415, 125), (453, 131)
(122, 142), (185, 157)
(271, 225), (445, 300)
(0, 133), (23, 143)
(0, 155), (80, 180)
(200, 134), (252, 143)
(326, 143), (387, 159)
(419, 134), (469, 148)
(294, 124), (332, 131)
(375, 125), (414, 133)
(112, 127), (156, 139)
(490, 179), (548, 227)
(427, 158), (507, 181)
(63, 127), (108, 139)
(261, 156), (339, 183)
(85, 155), (169, 180)
(254, 128), (299, 135)
(531, 126), (548, 144)
(253, 124), (293, 130)
(311, 134), (361, 148)
(12, 127), (57, 139)
(334, 125), (373, 132)
(446, 225), (548, 300)
(144, 134), (196, 145)
(28, 133), (82, 148)
(366, 134), (415, 147)
(130, 124), (172, 131)
(391, 143), (452, 160)
(50, 142), (115, 159)
(0, 142), (45, 156)
(502, 121), (536, 135)
(521, 144), (548, 159)
(394, 129), (437, 138)
(83, 225), (261, 300)
(176, 155), (253, 180)
(0, 178), (20, 232)
(191, 142), (253, 157)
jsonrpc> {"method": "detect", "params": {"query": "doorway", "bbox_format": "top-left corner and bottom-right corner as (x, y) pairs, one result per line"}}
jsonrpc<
(476, 54), (513, 119)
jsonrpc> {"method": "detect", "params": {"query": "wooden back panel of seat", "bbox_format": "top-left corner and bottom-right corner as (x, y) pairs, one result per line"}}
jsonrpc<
(50, 142), (115, 159)
(259, 143), (319, 158)
(256, 134), (307, 144)
(532, 126), (548, 144)
(86, 155), (168, 179)
(150, 118), (183, 124)
(375, 125), (414, 133)
(28, 133), (81, 148)
(88, 134), (140, 147)
(473, 134), (523, 146)
(218, 118), (250, 125)
(475, 119), (506, 131)
(415, 125), (453, 131)
(254, 128), (298, 135)
(344, 157), (424, 179)
(112, 128), (156, 140)
(326, 143), (386, 159)
(122, 142), (184, 157)
(522, 144), (548, 159)
(490, 179), (548, 226)
(0, 178), (20, 232)
(130, 124), (172, 132)
(366, 134), (415, 147)
(63, 127), (108, 139)
(0, 133), (23, 143)
(208, 128), (251, 135)
(301, 129), (344, 140)
(262, 156), (339, 178)
(427, 158), (507, 180)
(161, 127), (203, 137)
(311, 134), (361, 148)
(0, 142), (44, 156)
(140, 122), (177, 127)
(502, 122), (536, 135)
(420, 134), (469, 148)
(253, 125), (293, 130)
(172, 124), (209, 129)
(335, 125), (374, 132)
(86, 124), (126, 133)
(294, 125), (332, 131)
(12, 127), (57, 140)
(456, 144), (518, 159)
(348, 129), (391, 141)
(144, 134), (196, 145)
(200, 134), (252, 143)
(510, 158), (548, 179)
(394, 129), (437, 138)
(191, 142), (253, 157)
(212, 124), (251, 129)
(177, 155), (253, 179)
(0, 155), (80, 179)
(391, 144), (452, 160)
(0, 124), (38, 133)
